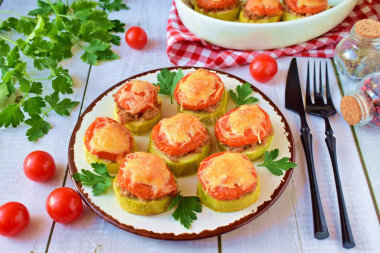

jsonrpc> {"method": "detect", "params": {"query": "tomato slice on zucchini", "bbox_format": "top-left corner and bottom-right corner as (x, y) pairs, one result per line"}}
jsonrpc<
(174, 69), (225, 111)
(116, 152), (177, 200)
(215, 105), (272, 147)
(197, 152), (258, 201)
(151, 113), (208, 156)
(114, 80), (158, 114)
(84, 117), (134, 162)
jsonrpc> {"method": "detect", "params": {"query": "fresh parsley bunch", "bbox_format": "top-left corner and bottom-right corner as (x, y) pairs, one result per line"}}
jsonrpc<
(0, 0), (128, 141)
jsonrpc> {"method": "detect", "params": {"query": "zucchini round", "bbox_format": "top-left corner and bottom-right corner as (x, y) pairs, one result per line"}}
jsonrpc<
(177, 91), (228, 126)
(239, 10), (281, 23)
(148, 138), (211, 178)
(114, 106), (162, 136)
(113, 176), (174, 215)
(217, 133), (274, 161)
(197, 179), (261, 212)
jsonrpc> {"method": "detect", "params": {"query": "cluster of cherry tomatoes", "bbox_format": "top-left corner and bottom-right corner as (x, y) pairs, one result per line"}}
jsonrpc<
(0, 151), (83, 237)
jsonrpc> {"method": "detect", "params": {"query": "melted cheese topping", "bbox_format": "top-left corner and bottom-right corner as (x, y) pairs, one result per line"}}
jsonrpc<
(89, 121), (131, 154)
(115, 80), (156, 114)
(159, 113), (205, 146)
(201, 152), (256, 192)
(120, 152), (173, 196)
(177, 69), (223, 106)
(223, 105), (266, 143)
(297, 0), (326, 8)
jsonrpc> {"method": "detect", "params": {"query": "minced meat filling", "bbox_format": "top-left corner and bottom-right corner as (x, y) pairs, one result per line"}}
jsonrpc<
(115, 102), (161, 125)
(165, 134), (210, 162)
(222, 128), (274, 152)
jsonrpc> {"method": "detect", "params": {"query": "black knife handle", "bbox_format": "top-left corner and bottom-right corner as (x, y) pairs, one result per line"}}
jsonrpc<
(325, 129), (355, 248)
(300, 127), (329, 240)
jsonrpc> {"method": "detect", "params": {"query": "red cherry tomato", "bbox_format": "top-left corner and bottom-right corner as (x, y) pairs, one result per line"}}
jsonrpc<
(46, 187), (83, 223)
(125, 26), (147, 50)
(249, 54), (278, 83)
(23, 150), (55, 182)
(0, 202), (30, 237)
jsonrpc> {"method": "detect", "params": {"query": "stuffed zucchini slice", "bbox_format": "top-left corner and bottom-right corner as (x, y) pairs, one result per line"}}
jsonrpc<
(215, 104), (274, 161)
(174, 68), (227, 126)
(239, 0), (283, 23)
(197, 152), (261, 212)
(113, 152), (178, 215)
(282, 0), (328, 21)
(113, 79), (162, 135)
(84, 117), (135, 173)
(194, 0), (241, 21)
(149, 113), (211, 177)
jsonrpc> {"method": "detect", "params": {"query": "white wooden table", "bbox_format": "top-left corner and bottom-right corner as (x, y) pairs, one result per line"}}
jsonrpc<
(1, 1), (379, 252)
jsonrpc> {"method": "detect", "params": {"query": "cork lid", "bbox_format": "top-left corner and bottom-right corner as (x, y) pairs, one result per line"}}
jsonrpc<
(340, 96), (362, 125)
(354, 19), (380, 39)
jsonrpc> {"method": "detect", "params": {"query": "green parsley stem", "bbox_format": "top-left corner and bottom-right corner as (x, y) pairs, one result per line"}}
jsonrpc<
(0, 35), (17, 46)
(45, 0), (59, 16)
(0, 10), (24, 18)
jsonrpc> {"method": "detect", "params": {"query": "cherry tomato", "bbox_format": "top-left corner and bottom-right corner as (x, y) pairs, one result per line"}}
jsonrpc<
(0, 202), (30, 237)
(46, 187), (83, 223)
(249, 54), (278, 83)
(125, 26), (148, 50)
(23, 150), (55, 182)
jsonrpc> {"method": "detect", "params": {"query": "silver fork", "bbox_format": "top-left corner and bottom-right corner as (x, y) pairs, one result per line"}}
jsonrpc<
(305, 62), (355, 249)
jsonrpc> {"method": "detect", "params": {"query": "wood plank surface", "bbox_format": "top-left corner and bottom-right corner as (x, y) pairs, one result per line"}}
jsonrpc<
(0, 1), (379, 253)
(0, 1), (90, 252)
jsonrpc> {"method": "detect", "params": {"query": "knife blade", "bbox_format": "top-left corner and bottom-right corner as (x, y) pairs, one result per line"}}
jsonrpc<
(285, 58), (329, 240)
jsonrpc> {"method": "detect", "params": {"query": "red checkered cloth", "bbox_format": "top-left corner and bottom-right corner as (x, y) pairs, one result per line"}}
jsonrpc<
(166, 0), (380, 68)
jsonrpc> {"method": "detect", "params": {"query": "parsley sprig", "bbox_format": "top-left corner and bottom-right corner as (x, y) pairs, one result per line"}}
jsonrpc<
(72, 162), (114, 196)
(229, 82), (259, 108)
(0, 0), (128, 141)
(258, 149), (297, 176)
(153, 68), (183, 104)
(169, 192), (202, 229)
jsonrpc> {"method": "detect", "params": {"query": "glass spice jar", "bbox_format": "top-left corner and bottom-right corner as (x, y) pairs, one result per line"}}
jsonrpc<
(333, 19), (380, 80)
(340, 72), (380, 128)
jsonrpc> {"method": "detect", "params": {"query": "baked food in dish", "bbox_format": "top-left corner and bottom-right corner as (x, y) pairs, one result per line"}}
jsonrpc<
(282, 0), (328, 21)
(239, 0), (283, 23)
(113, 79), (162, 135)
(193, 0), (241, 21)
(84, 117), (135, 173)
(174, 68), (227, 126)
(215, 104), (274, 161)
(113, 152), (178, 215)
(197, 152), (261, 212)
(149, 113), (211, 177)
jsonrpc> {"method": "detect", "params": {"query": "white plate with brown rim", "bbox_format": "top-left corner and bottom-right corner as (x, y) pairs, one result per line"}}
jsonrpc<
(68, 67), (295, 240)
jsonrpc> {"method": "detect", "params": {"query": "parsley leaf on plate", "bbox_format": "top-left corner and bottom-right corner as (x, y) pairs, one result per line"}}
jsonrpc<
(72, 163), (114, 196)
(229, 82), (259, 108)
(258, 149), (298, 176)
(154, 68), (183, 104)
(169, 192), (202, 229)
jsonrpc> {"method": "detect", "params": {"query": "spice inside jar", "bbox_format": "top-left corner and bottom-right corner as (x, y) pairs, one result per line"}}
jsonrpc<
(340, 73), (380, 128)
(334, 19), (380, 80)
